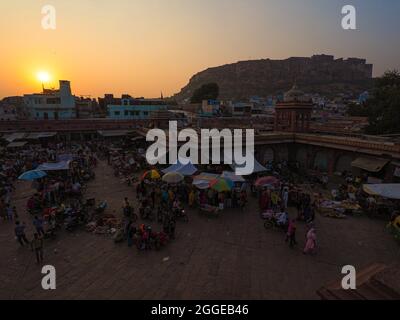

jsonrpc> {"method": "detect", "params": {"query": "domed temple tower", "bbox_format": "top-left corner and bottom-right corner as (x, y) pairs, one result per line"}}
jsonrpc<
(274, 85), (313, 132)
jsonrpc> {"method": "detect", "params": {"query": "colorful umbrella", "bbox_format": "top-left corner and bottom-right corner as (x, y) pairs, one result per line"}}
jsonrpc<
(255, 176), (279, 187)
(18, 170), (47, 181)
(141, 170), (161, 180)
(209, 178), (234, 192)
(162, 172), (184, 184)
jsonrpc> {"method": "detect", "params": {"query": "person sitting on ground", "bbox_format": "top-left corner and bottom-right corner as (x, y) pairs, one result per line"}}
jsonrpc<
(277, 211), (289, 227)
(71, 181), (81, 194)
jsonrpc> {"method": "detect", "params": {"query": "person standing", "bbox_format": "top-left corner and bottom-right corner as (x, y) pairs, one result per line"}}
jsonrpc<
(303, 226), (317, 255)
(12, 206), (19, 221)
(15, 221), (29, 246)
(282, 187), (289, 209)
(6, 204), (13, 221)
(33, 216), (45, 236)
(285, 219), (297, 248)
(189, 189), (195, 208)
(31, 233), (44, 264)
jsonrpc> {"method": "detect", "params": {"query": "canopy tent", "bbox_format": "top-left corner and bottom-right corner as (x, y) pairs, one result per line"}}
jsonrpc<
(57, 154), (75, 162)
(131, 136), (145, 142)
(36, 161), (71, 171)
(98, 130), (133, 137)
(352, 157), (389, 173)
(229, 157), (267, 174)
(2, 132), (26, 143)
(25, 132), (57, 140)
(18, 170), (47, 181)
(221, 171), (245, 183)
(7, 141), (28, 148)
(363, 184), (400, 200)
(162, 160), (198, 176)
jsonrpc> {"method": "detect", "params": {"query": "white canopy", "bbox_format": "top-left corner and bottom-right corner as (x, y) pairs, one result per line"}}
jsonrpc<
(363, 184), (400, 200)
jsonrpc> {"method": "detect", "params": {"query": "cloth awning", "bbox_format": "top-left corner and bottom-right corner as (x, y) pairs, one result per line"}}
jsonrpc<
(57, 154), (74, 162)
(131, 136), (145, 142)
(351, 157), (389, 173)
(26, 132), (57, 139)
(221, 171), (245, 182)
(36, 161), (71, 171)
(162, 160), (198, 176)
(3, 132), (26, 143)
(7, 141), (28, 148)
(363, 184), (400, 200)
(229, 157), (267, 174)
(98, 130), (132, 137)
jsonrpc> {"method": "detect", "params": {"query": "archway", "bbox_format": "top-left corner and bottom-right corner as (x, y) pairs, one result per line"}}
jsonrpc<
(335, 154), (354, 174)
(313, 151), (329, 172)
(296, 148), (308, 168)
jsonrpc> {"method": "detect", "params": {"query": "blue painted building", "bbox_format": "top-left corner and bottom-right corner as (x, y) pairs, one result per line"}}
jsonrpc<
(106, 97), (168, 119)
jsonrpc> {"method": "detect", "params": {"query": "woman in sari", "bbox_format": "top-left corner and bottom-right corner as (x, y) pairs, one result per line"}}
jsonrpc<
(303, 227), (317, 255)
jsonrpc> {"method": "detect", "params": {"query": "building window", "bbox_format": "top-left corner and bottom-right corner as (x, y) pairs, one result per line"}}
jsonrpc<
(124, 110), (129, 116)
(143, 111), (149, 116)
(114, 111), (120, 116)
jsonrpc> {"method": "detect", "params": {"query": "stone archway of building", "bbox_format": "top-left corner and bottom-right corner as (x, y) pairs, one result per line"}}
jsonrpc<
(263, 148), (275, 164)
(296, 147), (308, 168)
(335, 154), (354, 174)
(313, 151), (329, 172)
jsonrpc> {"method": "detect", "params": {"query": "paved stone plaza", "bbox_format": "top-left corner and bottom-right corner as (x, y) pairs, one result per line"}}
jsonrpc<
(0, 161), (399, 300)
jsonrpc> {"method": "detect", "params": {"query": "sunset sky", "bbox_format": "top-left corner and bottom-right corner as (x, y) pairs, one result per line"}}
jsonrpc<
(0, 0), (399, 99)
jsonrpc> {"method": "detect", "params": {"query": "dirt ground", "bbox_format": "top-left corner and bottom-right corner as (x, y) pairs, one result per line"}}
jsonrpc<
(0, 161), (399, 300)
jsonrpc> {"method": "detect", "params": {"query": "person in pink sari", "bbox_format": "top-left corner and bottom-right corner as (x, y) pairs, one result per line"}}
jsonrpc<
(303, 227), (317, 255)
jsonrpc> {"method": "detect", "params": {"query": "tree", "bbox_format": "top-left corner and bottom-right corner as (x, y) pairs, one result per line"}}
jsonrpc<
(365, 70), (400, 134)
(190, 83), (219, 103)
(347, 102), (369, 117)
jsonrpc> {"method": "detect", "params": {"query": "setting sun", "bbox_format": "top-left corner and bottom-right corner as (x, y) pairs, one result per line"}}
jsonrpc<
(37, 71), (51, 83)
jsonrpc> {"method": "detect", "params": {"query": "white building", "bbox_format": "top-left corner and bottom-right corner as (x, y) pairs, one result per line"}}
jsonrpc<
(24, 80), (76, 120)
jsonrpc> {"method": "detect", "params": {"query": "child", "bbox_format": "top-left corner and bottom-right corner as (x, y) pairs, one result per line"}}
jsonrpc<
(286, 219), (297, 248)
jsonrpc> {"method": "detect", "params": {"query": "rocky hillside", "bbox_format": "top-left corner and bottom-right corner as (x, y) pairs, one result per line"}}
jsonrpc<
(174, 54), (373, 101)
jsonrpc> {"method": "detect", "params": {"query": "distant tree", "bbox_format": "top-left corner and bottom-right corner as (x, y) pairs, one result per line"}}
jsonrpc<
(190, 83), (219, 103)
(365, 70), (400, 134)
(347, 102), (369, 117)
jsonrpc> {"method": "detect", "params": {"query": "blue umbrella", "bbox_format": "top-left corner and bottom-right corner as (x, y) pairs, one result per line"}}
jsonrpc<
(18, 170), (47, 181)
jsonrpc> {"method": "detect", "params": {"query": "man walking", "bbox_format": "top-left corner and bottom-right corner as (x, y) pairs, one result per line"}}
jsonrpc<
(33, 216), (45, 236)
(31, 233), (44, 264)
(15, 221), (29, 246)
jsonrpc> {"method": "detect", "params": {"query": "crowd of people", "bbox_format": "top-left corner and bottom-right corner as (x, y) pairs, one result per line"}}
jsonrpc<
(3, 136), (399, 266)
(0, 140), (100, 263)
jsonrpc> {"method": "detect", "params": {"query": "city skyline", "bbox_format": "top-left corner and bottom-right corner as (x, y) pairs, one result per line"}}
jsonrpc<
(1, 0), (399, 99)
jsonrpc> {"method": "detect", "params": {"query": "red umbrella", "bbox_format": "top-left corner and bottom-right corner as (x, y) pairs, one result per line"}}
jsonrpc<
(255, 176), (279, 187)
